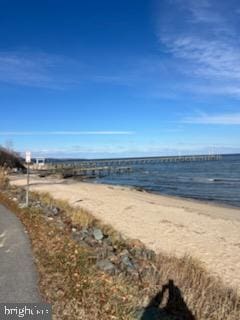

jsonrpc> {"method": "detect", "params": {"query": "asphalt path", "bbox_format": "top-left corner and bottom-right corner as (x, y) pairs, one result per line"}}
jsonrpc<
(0, 204), (41, 303)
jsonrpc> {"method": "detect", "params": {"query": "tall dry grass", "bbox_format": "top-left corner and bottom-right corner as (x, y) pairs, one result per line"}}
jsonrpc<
(0, 167), (9, 189)
(153, 254), (240, 320)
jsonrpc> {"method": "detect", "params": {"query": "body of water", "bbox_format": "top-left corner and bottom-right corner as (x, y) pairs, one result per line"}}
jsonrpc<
(93, 154), (240, 208)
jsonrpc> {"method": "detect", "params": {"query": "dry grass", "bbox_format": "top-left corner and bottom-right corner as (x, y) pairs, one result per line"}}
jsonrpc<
(0, 167), (9, 189)
(0, 186), (240, 319)
(32, 191), (240, 320)
(0, 192), (138, 320)
(33, 192), (126, 245)
(153, 254), (240, 320)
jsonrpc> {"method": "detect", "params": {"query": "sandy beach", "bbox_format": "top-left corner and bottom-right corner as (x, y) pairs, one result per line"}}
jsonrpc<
(11, 175), (240, 291)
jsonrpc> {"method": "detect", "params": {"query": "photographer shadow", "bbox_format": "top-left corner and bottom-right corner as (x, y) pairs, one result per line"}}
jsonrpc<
(140, 280), (195, 320)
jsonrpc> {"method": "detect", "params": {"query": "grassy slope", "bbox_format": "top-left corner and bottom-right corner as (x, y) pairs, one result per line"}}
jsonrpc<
(0, 191), (138, 320)
(0, 175), (239, 320)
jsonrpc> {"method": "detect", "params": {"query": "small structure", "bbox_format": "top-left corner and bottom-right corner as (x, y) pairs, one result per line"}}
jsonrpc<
(34, 157), (46, 169)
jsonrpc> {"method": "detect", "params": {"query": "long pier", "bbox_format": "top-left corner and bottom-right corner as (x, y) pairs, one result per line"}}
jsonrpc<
(47, 154), (221, 167)
(32, 154), (222, 178)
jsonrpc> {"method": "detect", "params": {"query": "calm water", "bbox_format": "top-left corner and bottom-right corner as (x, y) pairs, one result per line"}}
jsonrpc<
(93, 154), (240, 208)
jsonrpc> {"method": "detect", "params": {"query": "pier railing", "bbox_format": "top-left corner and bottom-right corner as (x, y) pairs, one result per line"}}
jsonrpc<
(31, 154), (222, 178)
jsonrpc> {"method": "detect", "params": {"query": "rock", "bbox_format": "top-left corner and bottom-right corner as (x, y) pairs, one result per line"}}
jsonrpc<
(55, 219), (65, 230)
(128, 239), (146, 257)
(84, 236), (98, 247)
(109, 254), (121, 265)
(146, 249), (156, 261)
(45, 206), (60, 217)
(93, 228), (104, 241)
(119, 249), (129, 256)
(121, 253), (135, 270)
(32, 203), (42, 210)
(103, 236), (112, 246)
(96, 259), (116, 275)
(75, 240), (91, 249)
(97, 244), (115, 260)
(130, 247), (144, 259)
(79, 228), (90, 240)
(51, 207), (60, 216)
(72, 228), (90, 242)
(130, 245), (156, 261)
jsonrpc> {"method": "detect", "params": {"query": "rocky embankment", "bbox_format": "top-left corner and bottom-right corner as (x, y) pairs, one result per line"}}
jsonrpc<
(14, 189), (157, 280)
(8, 188), (174, 319)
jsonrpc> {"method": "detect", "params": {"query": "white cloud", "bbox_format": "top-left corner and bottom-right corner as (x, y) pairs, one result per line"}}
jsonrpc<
(0, 51), (145, 90)
(168, 37), (240, 81)
(0, 131), (135, 136)
(157, 0), (240, 98)
(0, 51), (81, 89)
(187, 0), (227, 26)
(183, 113), (240, 125)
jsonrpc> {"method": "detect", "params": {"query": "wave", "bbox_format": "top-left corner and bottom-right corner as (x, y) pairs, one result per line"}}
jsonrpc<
(210, 178), (240, 183)
(192, 177), (240, 183)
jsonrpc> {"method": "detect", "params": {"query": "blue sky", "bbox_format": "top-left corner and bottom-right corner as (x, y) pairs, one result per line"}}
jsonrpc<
(0, 0), (240, 158)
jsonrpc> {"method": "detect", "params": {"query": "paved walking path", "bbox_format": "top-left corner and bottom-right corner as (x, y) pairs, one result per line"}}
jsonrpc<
(0, 204), (41, 302)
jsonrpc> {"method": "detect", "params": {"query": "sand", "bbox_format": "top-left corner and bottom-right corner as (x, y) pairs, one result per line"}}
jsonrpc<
(11, 175), (240, 291)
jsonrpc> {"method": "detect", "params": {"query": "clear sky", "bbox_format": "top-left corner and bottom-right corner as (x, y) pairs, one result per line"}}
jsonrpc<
(0, 0), (240, 158)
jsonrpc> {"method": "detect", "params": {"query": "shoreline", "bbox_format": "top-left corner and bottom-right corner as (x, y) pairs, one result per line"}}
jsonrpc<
(75, 176), (240, 222)
(92, 179), (240, 214)
(10, 174), (240, 291)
